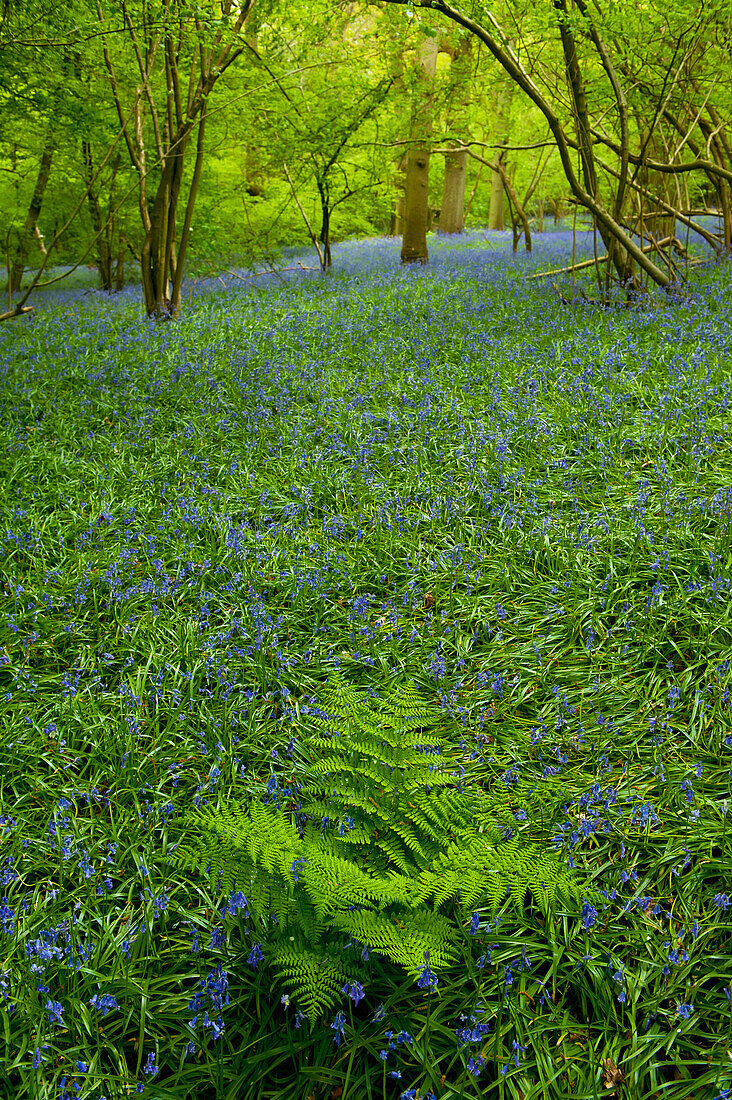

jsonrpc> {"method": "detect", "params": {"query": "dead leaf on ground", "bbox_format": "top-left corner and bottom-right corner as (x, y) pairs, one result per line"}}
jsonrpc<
(602, 1057), (625, 1093)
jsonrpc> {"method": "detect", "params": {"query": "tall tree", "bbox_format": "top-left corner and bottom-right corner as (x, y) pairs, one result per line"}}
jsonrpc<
(7, 129), (54, 292)
(488, 77), (513, 231)
(401, 32), (438, 262)
(96, 0), (256, 318)
(439, 34), (472, 234)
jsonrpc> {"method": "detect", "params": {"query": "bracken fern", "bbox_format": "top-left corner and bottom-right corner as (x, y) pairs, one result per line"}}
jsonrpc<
(172, 676), (580, 1018)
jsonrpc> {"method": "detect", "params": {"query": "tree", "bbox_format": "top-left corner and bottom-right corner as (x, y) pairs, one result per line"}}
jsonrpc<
(487, 76), (512, 231)
(7, 129), (54, 292)
(377, 0), (732, 292)
(95, 0), (256, 318)
(438, 34), (471, 234)
(401, 32), (437, 262)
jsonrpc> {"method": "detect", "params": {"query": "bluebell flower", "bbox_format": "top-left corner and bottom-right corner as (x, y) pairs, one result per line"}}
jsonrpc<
(341, 980), (365, 1006)
(247, 943), (264, 968)
(417, 950), (438, 992)
(330, 1009), (346, 1045)
(89, 992), (119, 1016)
(143, 1051), (158, 1076)
(581, 900), (598, 931)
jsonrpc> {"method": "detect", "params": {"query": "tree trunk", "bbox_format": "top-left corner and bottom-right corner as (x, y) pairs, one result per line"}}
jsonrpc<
(391, 154), (407, 235)
(440, 146), (467, 232)
(488, 157), (505, 230)
(319, 191), (332, 268)
(401, 36), (438, 263)
(488, 79), (514, 231)
(82, 141), (113, 291)
(9, 136), (54, 293)
(115, 247), (125, 291)
(498, 161), (532, 251)
(438, 35), (471, 234)
(141, 127), (190, 318)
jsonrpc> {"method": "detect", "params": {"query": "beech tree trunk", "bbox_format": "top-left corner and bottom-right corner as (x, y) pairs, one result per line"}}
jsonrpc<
(440, 147), (467, 233)
(488, 79), (513, 231)
(439, 35), (471, 234)
(9, 136), (54, 293)
(401, 36), (438, 263)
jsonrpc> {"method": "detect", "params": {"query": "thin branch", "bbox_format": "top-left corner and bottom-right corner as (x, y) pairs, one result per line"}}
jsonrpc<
(282, 162), (325, 269)
(529, 236), (694, 279)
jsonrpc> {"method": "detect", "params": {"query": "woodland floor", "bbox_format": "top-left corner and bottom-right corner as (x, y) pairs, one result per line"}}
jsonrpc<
(0, 228), (731, 1099)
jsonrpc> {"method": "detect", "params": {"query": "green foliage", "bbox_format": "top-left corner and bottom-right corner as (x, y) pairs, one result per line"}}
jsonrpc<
(173, 676), (580, 1017)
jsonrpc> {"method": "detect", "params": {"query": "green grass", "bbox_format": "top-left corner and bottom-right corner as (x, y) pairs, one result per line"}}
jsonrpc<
(0, 230), (731, 1099)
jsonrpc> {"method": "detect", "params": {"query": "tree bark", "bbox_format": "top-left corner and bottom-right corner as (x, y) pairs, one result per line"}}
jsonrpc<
(498, 161), (531, 251)
(82, 141), (114, 291)
(319, 196), (332, 268)
(440, 147), (467, 233)
(401, 36), (438, 263)
(488, 79), (513, 231)
(10, 136), (54, 293)
(439, 35), (471, 234)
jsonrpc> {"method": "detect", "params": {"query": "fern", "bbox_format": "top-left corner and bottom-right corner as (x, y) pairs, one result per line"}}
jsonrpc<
(268, 941), (351, 1020)
(172, 674), (581, 1020)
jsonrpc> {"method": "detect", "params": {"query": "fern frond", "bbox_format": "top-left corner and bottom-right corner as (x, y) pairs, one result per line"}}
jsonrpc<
(269, 941), (351, 1021)
(332, 907), (458, 976)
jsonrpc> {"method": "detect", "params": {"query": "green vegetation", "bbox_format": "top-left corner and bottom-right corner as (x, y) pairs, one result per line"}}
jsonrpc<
(0, 232), (731, 1098)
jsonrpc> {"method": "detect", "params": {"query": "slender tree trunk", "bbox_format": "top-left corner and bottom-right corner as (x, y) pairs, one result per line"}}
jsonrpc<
(320, 206), (332, 268)
(440, 147), (467, 233)
(554, 0), (635, 286)
(82, 141), (113, 291)
(115, 247), (125, 290)
(401, 36), (438, 263)
(316, 178), (333, 268)
(498, 161), (531, 251)
(141, 125), (191, 317)
(10, 136), (54, 293)
(171, 105), (208, 316)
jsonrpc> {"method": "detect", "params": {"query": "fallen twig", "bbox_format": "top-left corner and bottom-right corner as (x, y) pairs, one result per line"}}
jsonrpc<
(529, 236), (699, 279)
(224, 262), (321, 283)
